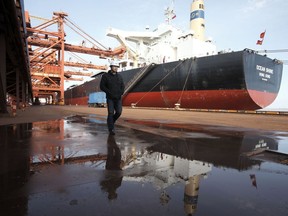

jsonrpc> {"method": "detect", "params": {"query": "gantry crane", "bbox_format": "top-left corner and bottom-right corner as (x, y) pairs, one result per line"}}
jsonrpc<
(26, 11), (126, 104)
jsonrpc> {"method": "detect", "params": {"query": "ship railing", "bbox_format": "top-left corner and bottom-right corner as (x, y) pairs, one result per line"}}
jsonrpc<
(123, 63), (156, 96)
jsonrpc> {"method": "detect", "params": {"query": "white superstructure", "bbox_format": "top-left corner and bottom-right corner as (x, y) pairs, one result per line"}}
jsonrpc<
(106, 0), (216, 70)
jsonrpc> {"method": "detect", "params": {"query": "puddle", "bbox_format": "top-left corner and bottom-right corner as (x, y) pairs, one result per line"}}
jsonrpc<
(0, 115), (288, 216)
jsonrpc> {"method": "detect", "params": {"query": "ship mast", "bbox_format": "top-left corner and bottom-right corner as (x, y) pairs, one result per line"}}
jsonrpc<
(164, 0), (176, 25)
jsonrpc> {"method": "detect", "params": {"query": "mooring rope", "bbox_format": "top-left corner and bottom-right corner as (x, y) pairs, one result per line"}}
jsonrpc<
(133, 60), (186, 106)
(176, 60), (194, 106)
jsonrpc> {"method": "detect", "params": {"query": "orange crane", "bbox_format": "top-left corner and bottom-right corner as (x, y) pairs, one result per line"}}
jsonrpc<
(26, 11), (126, 105)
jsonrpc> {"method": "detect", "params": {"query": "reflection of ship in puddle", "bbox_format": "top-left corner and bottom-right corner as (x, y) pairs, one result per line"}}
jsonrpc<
(122, 119), (287, 166)
(119, 132), (280, 215)
(142, 132), (280, 170)
(177, 158), (212, 215)
(122, 150), (212, 215)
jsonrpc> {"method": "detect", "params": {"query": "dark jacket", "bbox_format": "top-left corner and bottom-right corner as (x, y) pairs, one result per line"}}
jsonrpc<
(100, 71), (125, 100)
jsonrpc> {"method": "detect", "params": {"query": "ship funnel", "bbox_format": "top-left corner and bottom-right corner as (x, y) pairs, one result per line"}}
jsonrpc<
(190, 0), (205, 41)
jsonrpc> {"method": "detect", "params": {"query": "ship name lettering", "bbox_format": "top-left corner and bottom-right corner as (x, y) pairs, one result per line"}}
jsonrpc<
(266, 68), (273, 74)
(259, 72), (265, 77)
(256, 65), (265, 72)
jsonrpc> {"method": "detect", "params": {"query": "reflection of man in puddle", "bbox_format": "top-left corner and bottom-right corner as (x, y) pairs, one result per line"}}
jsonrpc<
(100, 135), (123, 200)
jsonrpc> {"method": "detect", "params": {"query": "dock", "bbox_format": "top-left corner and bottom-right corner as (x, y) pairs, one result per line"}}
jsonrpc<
(1, 105), (288, 131)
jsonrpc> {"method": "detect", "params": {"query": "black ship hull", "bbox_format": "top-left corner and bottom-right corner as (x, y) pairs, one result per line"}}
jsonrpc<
(64, 50), (283, 110)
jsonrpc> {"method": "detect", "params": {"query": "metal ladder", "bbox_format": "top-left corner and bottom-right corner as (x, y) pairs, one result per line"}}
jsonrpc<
(123, 63), (156, 96)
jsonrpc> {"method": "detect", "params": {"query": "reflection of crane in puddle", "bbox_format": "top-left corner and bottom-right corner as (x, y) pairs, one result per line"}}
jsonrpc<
(30, 119), (108, 166)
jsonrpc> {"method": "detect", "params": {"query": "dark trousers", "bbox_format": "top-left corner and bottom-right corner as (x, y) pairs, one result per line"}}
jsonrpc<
(107, 98), (122, 131)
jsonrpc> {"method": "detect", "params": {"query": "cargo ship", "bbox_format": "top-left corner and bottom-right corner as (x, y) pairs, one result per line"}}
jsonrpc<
(64, 0), (283, 110)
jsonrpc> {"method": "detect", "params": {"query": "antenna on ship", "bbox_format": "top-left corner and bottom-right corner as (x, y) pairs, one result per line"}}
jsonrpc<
(164, 0), (176, 24)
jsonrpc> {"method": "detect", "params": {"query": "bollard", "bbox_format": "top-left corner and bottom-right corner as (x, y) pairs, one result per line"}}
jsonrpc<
(131, 103), (136, 108)
(174, 103), (181, 110)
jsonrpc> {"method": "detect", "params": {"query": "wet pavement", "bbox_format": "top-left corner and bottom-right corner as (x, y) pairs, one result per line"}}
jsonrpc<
(0, 114), (288, 216)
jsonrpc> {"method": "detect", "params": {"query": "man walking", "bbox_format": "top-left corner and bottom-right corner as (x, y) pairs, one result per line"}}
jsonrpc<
(100, 61), (125, 135)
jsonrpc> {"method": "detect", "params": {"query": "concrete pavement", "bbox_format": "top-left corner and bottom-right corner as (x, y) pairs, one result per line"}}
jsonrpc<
(1, 105), (287, 132)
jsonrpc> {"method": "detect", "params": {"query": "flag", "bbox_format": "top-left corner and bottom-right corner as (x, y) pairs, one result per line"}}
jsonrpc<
(256, 30), (266, 45)
(256, 40), (263, 45)
(259, 31), (266, 39)
(171, 9), (176, 19)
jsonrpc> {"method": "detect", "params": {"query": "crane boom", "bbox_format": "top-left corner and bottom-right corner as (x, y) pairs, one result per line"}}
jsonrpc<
(256, 49), (288, 53)
(27, 37), (125, 58)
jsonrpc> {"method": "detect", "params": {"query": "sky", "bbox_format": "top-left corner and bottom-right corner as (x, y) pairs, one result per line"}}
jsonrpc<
(24, 0), (288, 109)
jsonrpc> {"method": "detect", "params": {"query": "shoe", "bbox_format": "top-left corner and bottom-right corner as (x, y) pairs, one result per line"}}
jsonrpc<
(109, 130), (115, 135)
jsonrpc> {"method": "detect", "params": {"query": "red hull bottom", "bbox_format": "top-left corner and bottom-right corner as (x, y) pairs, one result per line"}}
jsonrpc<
(65, 96), (88, 106)
(247, 89), (277, 109)
(122, 89), (277, 110)
(65, 90), (277, 110)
